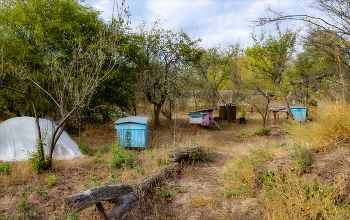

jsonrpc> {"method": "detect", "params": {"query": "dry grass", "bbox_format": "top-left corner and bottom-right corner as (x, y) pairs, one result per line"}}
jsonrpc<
(2, 106), (350, 219)
(286, 101), (350, 153)
(263, 172), (350, 220)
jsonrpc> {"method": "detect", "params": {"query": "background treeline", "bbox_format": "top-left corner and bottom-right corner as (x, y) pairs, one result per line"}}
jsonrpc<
(1, 0), (349, 129)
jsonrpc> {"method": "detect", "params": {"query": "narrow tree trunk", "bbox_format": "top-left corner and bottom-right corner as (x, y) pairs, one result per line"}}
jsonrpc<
(154, 104), (162, 126)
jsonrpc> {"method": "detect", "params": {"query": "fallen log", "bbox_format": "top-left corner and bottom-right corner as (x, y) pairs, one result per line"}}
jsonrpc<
(66, 163), (181, 219)
(66, 145), (209, 219)
(168, 145), (204, 162)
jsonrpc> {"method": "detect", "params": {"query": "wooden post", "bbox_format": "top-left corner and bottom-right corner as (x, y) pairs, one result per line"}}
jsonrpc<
(96, 202), (108, 220)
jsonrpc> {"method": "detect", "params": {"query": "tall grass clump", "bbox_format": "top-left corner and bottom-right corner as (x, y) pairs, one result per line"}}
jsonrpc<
(286, 142), (316, 173)
(263, 175), (350, 219)
(222, 148), (273, 197)
(286, 101), (350, 153)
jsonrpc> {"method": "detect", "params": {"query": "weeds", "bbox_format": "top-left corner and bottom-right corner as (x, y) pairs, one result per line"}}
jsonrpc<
(85, 173), (104, 188)
(66, 213), (79, 220)
(0, 161), (11, 175)
(109, 142), (140, 169)
(286, 101), (350, 153)
(222, 148), (273, 197)
(256, 126), (268, 136)
(155, 186), (170, 198)
(35, 187), (48, 198)
(79, 143), (93, 156)
(235, 129), (252, 137)
(44, 175), (57, 188)
(28, 150), (48, 174)
(16, 188), (32, 212)
(263, 175), (350, 219)
(190, 196), (218, 208)
(287, 143), (315, 172)
(173, 186), (182, 194)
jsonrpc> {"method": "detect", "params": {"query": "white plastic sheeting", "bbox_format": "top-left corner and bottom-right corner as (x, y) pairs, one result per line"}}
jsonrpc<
(0, 117), (83, 161)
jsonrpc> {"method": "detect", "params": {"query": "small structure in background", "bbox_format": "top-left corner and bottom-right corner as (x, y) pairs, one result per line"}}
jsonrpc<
(218, 104), (237, 121)
(270, 107), (288, 122)
(114, 116), (149, 148)
(188, 108), (221, 130)
(290, 106), (307, 122)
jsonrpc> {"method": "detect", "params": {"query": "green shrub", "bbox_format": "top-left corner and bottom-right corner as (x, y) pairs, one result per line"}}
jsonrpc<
(0, 162), (11, 175)
(66, 213), (79, 220)
(155, 186), (170, 198)
(173, 186), (182, 194)
(109, 143), (138, 169)
(109, 144), (125, 168)
(28, 150), (48, 174)
(79, 143), (93, 156)
(133, 165), (145, 174)
(110, 111), (126, 120)
(44, 175), (57, 188)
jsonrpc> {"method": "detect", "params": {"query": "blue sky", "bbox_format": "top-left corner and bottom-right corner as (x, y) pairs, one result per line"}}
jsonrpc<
(83, 0), (319, 48)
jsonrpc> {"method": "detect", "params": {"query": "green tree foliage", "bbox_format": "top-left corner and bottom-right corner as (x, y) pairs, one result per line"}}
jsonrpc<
(0, 0), (104, 117)
(288, 30), (341, 103)
(255, 0), (350, 100)
(246, 28), (296, 115)
(134, 21), (201, 125)
(0, 0), (129, 169)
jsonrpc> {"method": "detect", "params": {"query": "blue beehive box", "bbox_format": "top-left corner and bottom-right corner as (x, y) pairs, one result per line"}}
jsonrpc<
(114, 116), (149, 148)
(290, 106), (307, 122)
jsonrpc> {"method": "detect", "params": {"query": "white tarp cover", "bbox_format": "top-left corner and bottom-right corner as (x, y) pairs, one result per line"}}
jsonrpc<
(0, 117), (83, 161)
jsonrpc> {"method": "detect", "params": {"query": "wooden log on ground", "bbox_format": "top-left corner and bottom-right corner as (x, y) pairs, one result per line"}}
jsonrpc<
(66, 163), (181, 219)
(66, 145), (207, 219)
(168, 145), (204, 162)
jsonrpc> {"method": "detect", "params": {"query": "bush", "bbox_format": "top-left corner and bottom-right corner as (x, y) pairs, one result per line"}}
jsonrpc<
(79, 143), (93, 156)
(28, 150), (48, 174)
(109, 142), (137, 169)
(44, 175), (57, 188)
(0, 162), (11, 175)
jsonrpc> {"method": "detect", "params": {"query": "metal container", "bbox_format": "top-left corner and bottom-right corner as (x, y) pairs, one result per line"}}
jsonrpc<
(114, 116), (149, 148)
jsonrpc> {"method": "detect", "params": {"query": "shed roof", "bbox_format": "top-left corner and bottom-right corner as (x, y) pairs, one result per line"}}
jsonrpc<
(114, 116), (149, 125)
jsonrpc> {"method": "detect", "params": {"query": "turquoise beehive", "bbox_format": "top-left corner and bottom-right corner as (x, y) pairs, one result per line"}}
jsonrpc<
(114, 116), (149, 148)
(290, 106), (307, 122)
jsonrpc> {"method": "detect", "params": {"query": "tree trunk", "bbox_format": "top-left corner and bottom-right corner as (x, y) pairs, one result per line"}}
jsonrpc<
(154, 104), (162, 126)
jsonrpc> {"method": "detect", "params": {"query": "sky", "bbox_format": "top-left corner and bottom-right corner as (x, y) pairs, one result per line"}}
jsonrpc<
(83, 0), (320, 48)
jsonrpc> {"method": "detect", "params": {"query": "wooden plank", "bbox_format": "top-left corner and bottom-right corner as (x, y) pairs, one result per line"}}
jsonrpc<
(209, 116), (222, 130)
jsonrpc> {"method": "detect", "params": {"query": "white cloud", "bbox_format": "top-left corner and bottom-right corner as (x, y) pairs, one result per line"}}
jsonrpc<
(83, 0), (318, 48)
